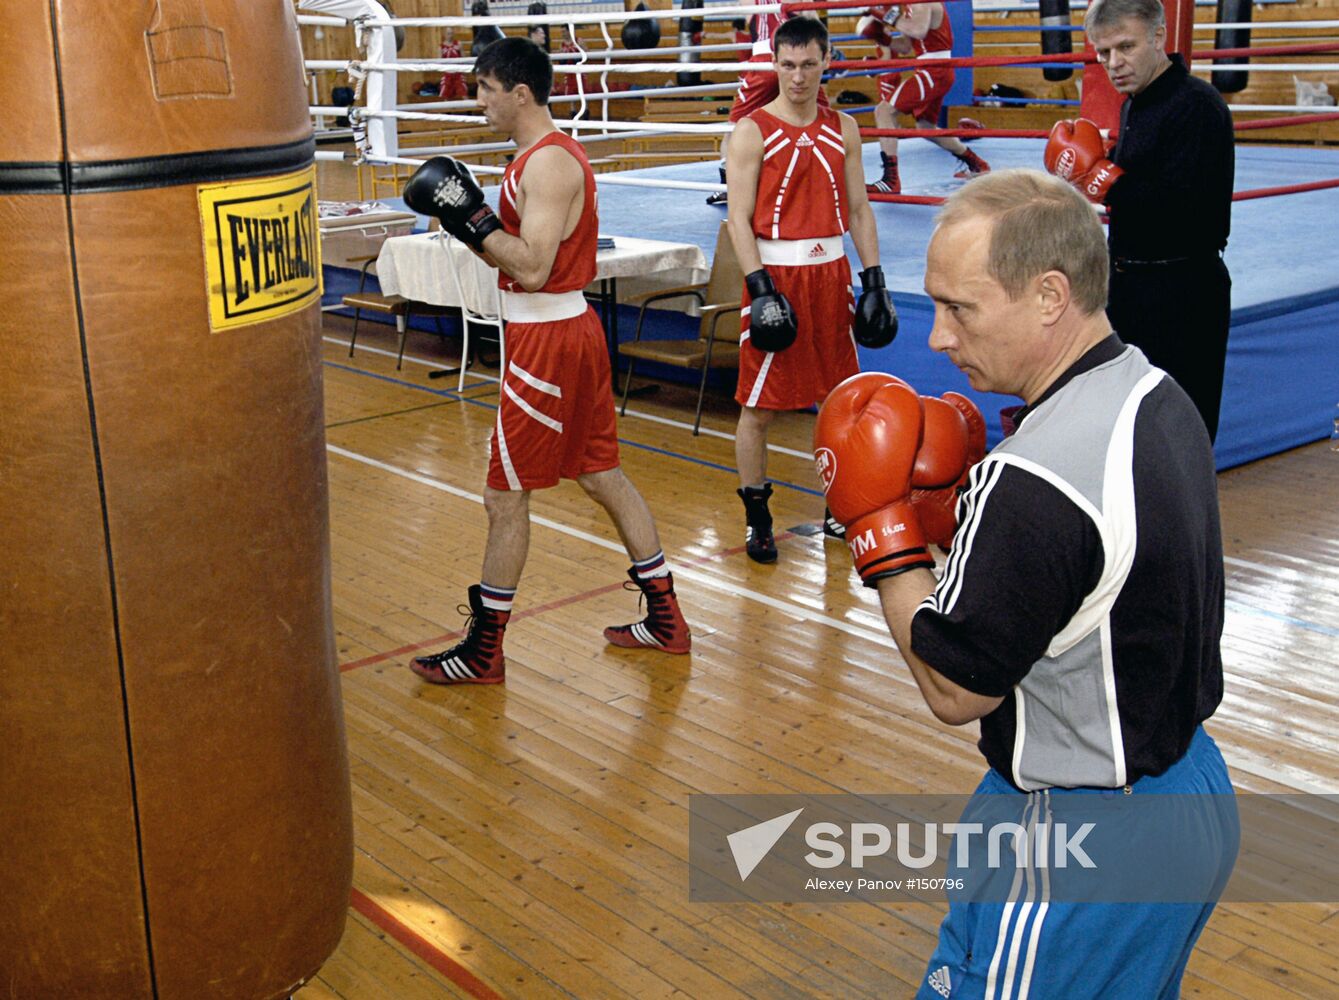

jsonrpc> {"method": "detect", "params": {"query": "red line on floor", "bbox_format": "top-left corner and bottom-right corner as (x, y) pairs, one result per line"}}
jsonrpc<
(349, 886), (505, 1000)
(339, 534), (797, 673)
(340, 580), (628, 673)
(337, 534), (809, 984)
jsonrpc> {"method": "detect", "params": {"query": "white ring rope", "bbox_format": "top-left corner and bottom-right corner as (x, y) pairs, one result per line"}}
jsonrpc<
(347, 7), (775, 28)
(1191, 63), (1339, 71)
(1226, 103), (1339, 111)
(298, 10), (1339, 33)
(317, 56), (1339, 75)
(316, 59), (765, 73)
(397, 80), (741, 113)
(1194, 20), (1339, 30)
(388, 127), (677, 157)
(369, 154), (724, 192)
(312, 41), (752, 66)
(360, 108), (734, 132)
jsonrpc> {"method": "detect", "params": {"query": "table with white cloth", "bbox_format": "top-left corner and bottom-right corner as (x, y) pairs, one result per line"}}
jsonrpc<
(375, 231), (709, 385)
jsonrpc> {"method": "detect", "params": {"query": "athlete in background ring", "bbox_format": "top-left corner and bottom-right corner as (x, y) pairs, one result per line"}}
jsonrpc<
(858, 3), (989, 193)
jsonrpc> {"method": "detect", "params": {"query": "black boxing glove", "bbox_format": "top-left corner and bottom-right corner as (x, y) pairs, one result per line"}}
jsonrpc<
(402, 155), (503, 252)
(744, 269), (798, 352)
(853, 265), (898, 348)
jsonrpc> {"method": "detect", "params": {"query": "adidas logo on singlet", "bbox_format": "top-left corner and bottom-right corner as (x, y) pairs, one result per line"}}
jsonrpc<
(796, 133), (814, 147)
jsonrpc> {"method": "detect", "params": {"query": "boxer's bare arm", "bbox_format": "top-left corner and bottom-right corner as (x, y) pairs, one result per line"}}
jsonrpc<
(841, 112), (880, 269)
(480, 144), (583, 291)
(726, 117), (765, 274)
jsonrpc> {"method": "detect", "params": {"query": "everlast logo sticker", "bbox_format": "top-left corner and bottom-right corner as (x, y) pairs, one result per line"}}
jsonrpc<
(199, 166), (322, 331)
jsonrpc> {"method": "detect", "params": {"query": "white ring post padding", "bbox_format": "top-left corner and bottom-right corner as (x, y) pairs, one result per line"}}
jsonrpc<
(298, 0), (398, 158)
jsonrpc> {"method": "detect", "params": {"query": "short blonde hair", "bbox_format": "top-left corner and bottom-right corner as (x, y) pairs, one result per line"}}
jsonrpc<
(935, 169), (1109, 315)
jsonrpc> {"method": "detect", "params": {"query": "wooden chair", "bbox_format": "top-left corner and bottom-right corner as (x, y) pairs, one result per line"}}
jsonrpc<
(341, 253), (456, 370)
(617, 221), (743, 435)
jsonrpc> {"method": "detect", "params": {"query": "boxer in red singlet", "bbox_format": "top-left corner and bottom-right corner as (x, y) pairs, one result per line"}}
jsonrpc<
(439, 29), (468, 101)
(857, 3), (990, 193)
(705, 4), (831, 205)
(401, 39), (690, 684)
(725, 17), (893, 563)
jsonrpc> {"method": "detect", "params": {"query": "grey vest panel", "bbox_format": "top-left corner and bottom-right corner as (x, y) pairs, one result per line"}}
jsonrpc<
(989, 346), (1164, 789)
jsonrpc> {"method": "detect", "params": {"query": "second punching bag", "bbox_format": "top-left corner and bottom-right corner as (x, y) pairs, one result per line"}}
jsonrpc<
(678, 0), (705, 87)
(1040, 0), (1074, 82)
(1212, 0), (1252, 94)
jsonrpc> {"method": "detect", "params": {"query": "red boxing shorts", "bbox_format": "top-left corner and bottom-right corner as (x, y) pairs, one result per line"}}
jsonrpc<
(731, 54), (831, 122)
(878, 61), (955, 122)
(487, 306), (621, 491)
(736, 249), (858, 411)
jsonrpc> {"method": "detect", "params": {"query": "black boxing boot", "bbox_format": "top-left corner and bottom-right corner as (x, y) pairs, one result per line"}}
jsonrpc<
(738, 483), (778, 563)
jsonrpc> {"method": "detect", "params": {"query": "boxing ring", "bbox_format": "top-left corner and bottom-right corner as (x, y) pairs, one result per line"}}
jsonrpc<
(567, 139), (1339, 470)
(300, 0), (1339, 471)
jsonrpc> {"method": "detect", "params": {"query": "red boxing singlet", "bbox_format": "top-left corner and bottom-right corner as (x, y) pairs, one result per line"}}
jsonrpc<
(912, 13), (953, 55)
(496, 131), (598, 293)
(748, 106), (849, 241)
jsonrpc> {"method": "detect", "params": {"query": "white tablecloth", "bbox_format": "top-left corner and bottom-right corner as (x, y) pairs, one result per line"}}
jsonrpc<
(374, 232), (709, 312)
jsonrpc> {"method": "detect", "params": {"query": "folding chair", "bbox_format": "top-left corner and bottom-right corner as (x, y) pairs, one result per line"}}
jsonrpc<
(438, 233), (506, 392)
(617, 221), (743, 434)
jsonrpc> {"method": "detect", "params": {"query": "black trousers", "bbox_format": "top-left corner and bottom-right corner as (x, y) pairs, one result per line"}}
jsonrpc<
(1107, 254), (1231, 444)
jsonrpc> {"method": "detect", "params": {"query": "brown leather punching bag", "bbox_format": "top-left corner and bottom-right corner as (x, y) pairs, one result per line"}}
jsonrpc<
(1, 2), (353, 997)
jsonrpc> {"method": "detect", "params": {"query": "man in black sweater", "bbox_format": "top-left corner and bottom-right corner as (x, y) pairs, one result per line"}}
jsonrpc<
(1045, 0), (1234, 443)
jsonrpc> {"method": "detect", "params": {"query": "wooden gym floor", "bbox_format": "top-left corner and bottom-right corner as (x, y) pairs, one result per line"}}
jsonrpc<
(292, 313), (1339, 1000)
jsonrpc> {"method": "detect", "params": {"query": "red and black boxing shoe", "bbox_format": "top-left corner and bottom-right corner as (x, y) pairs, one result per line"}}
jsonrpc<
(410, 585), (508, 684)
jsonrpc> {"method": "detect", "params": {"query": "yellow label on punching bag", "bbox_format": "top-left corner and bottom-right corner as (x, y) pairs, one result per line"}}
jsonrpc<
(198, 166), (322, 331)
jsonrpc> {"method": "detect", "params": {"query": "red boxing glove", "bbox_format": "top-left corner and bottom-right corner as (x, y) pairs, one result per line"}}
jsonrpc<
(814, 373), (935, 586)
(856, 14), (894, 48)
(910, 392), (987, 550)
(1044, 118), (1124, 204)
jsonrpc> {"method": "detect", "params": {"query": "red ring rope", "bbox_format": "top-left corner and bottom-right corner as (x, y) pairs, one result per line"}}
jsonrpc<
(864, 176), (1339, 206)
(829, 40), (1339, 74)
(858, 111), (1339, 138)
